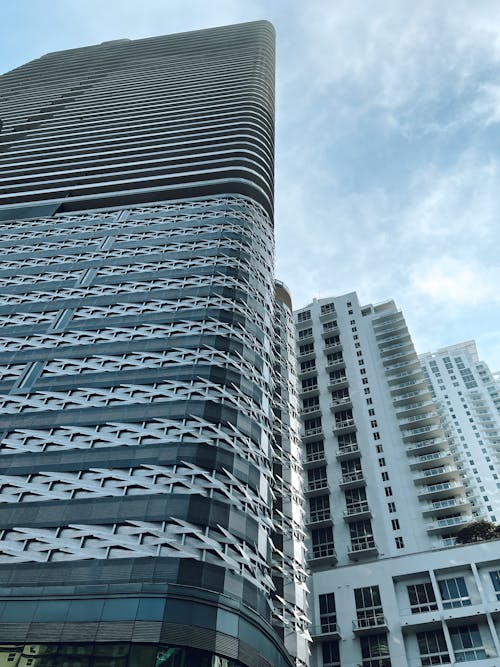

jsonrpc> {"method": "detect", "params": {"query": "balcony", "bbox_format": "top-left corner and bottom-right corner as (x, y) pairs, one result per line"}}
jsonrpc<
(302, 426), (323, 441)
(321, 326), (340, 338)
(409, 450), (454, 470)
(325, 359), (345, 372)
(323, 341), (342, 353)
(377, 331), (411, 347)
(302, 403), (322, 417)
(297, 330), (314, 343)
(413, 465), (459, 485)
(305, 514), (333, 529)
(333, 418), (356, 435)
(406, 437), (449, 455)
(401, 424), (444, 442)
(421, 497), (473, 517)
(304, 480), (329, 497)
(298, 364), (317, 379)
(300, 383), (319, 397)
(336, 443), (361, 460)
(396, 400), (437, 418)
(339, 471), (366, 490)
(297, 349), (315, 362)
(390, 377), (428, 396)
(417, 480), (464, 500)
(394, 388), (433, 405)
(302, 452), (326, 468)
(373, 316), (405, 334)
(308, 548), (337, 569)
(352, 612), (388, 634)
(328, 376), (349, 390)
(398, 411), (440, 429)
(426, 515), (473, 534)
(310, 623), (341, 641)
(381, 346), (417, 364)
(343, 503), (372, 522)
(330, 396), (353, 411)
(348, 538), (378, 560)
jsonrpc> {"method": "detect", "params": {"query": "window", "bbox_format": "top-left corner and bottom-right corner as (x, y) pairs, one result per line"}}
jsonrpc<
(299, 342), (314, 355)
(373, 432), (381, 440)
(322, 641), (339, 667)
(311, 526), (335, 559)
(323, 320), (338, 331)
(370, 420), (378, 428)
(449, 624), (486, 661)
(381, 471), (389, 481)
(368, 408), (375, 416)
(327, 351), (343, 365)
(341, 458), (362, 482)
(321, 302), (336, 315)
(302, 376), (318, 391)
(387, 502), (396, 513)
(345, 487), (368, 515)
(309, 495), (331, 523)
(489, 570), (500, 600)
(297, 310), (311, 322)
(438, 577), (471, 608)
(378, 457), (386, 466)
(408, 583), (437, 613)
(324, 335), (341, 347)
(300, 359), (316, 373)
(298, 327), (313, 340)
(305, 440), (325, 462)
(376, 444), (383, 453)
(391, 519), (400, 530)
(350, 520), (375, 553)
(307, 467), (328, 491)
(395, 536), (404, 549)
(304, 417), (322, 436)
(417, 629), (450, 665)
(384, 486), (392, 497)
(355, 586), (384, 628)
(360, 634), (391, 667)
(303, 396), (320, 413)
(319, 592), (337, 632)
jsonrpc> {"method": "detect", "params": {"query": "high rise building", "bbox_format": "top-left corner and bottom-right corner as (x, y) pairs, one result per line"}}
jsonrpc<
(420, 341), (500, 521)
(295, 293), (500, 667)
(0, 22), (306, 667)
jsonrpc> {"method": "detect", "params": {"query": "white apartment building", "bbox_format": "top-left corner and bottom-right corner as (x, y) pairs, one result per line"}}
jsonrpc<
(420, 342), (500, 522)
(294, 293), (500, 667)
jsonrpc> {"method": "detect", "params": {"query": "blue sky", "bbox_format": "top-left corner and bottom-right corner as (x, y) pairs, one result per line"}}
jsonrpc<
(1, 0), (499, 369)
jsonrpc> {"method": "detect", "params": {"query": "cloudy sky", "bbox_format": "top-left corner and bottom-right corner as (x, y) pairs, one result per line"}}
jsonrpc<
(1, 0), (499, 369)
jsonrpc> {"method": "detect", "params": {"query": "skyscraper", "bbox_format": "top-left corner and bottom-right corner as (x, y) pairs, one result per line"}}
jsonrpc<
(420, 341), (500, 521)
(295, 293), (500, 667)
(0, 22), (303, 667)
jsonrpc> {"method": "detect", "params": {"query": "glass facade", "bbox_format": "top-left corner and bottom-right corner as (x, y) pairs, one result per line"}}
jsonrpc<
(0, 644), (245, 667)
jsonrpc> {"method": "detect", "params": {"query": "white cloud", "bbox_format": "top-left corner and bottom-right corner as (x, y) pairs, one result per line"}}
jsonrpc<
(410, 257), (500, 306)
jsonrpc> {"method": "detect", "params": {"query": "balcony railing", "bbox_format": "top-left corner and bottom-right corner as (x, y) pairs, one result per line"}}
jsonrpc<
(334, 418), (355, 431)
(309, 622), (341, 639)
(340, 471), (364, 486)
(336, 443), (360, 459)
(303, 426), (322, 437)
(352, 612), (387, 633)
(328, 377), (348, 388)
(417, 480), (463, 497)
(343, 503), (371, 519)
